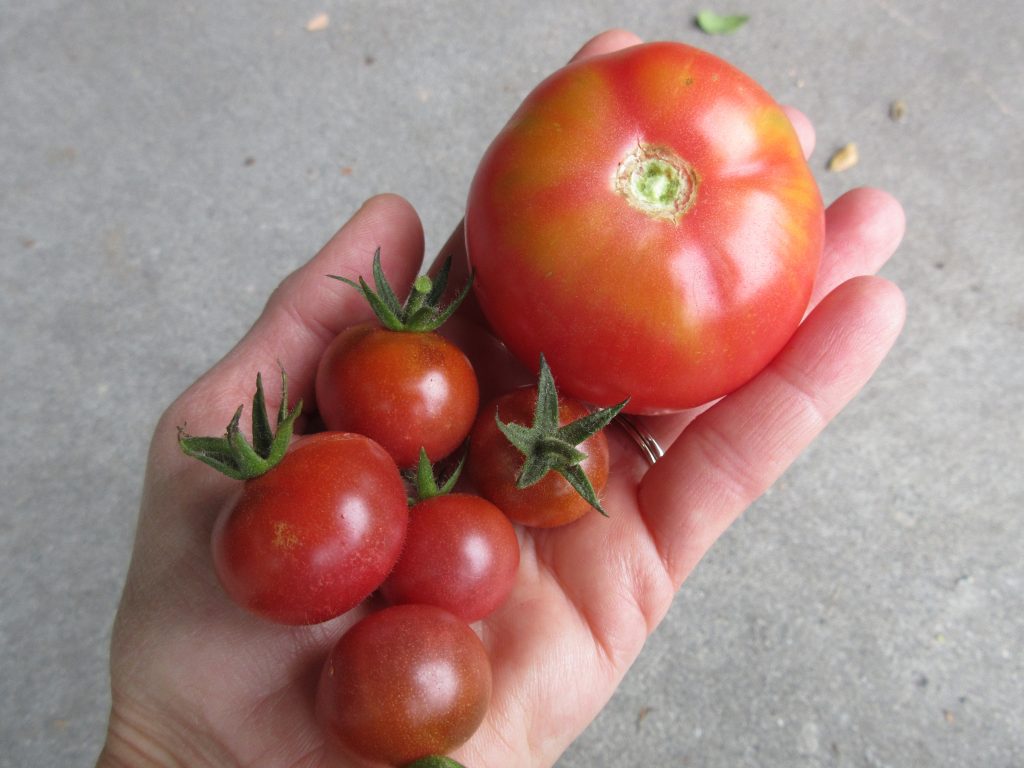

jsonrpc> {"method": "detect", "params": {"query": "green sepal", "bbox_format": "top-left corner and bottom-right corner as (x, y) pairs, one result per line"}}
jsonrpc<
(251, 374), (274, 457)
(407, 447), (466, 504)
(175, 433), (244, 479)
(353, 275), (405, 330)
(552, 396), (625, 446)
(178, 369), (302, 481)
(559, 463), (605, 513)
(371, 246), (405, 320)
(402, 756), (468, 768)
(426, 254), (454, 305)
(328, 247), (472, 332)
(495, 355), (628, 515)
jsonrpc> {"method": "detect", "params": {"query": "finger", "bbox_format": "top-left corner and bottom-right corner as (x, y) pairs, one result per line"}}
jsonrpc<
(782, 105), (815, 158)
(629, 184), (905, 453)
(638, 275), (906, 587)
(166, 194), (425, 434)
(569, 28), (643, 61)
(810, 187), (906, 309)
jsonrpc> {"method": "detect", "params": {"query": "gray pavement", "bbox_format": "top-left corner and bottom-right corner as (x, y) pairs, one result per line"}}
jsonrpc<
(2, 1), (1021, 766)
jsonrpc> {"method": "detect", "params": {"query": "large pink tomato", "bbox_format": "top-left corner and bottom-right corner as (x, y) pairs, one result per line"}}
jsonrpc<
(465, 42), (824, 413)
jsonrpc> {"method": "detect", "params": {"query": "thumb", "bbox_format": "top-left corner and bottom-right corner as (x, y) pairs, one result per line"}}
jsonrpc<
(164, 193), (425, 439)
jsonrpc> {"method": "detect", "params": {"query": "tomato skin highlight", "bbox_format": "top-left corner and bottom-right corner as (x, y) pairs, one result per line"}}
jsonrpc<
(465, 41), (824, 413)
(315, 322), (479, 467)
(468, 387), (611, 528)
(380, 493), (520, 622)
(211, 432), (408, 625)
(317, 604), (492, 766)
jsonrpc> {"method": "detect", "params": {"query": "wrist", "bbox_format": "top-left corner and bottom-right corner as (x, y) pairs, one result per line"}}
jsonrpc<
(96, 721), (178, 768)
(96, 699), (228, 768)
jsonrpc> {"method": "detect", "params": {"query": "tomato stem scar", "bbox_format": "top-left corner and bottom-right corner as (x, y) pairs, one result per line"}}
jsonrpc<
(614, 143), (699, 224)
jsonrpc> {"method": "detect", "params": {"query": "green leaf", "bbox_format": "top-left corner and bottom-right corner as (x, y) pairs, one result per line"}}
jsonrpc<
(696, 10), (749, 34)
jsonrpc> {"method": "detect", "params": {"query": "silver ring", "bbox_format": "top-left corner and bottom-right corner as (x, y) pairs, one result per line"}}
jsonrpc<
(615, 414), (665, 466)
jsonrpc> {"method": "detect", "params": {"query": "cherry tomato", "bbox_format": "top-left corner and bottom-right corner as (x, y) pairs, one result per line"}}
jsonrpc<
(465, 41), (824, 413)
(317, 604), (492, 765)
(380, 493), (520, 621)
(211, 432), (408, 625)
(315, 322), (479, 467)
(468, 387), (611, 527)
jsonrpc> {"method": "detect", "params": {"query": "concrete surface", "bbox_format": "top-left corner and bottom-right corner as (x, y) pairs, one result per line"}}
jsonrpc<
(2, 1), (1021, 766)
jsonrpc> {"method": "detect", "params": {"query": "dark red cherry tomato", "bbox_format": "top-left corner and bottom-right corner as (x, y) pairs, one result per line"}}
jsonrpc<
(468, 387), (611, 528)
(380, 493), (520, 622)
(317, 604), (492, 765)
(211, 432), (408, 624)
(315, 322), (479, 467)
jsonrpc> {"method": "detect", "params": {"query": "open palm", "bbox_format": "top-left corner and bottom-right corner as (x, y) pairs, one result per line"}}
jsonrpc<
(98, 30), (906, 768)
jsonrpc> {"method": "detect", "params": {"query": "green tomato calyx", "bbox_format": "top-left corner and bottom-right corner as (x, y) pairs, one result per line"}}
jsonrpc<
(614, 142), (699, 224)
(407, 447), (466, 505)
(329, 247), (473, 332)
(178, 369), (302, 481)
(402, 757), (468, 768)
(496, 355), (628, 515)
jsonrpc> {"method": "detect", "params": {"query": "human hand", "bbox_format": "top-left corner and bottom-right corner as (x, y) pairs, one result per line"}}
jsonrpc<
(97, 29), (906, 768)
